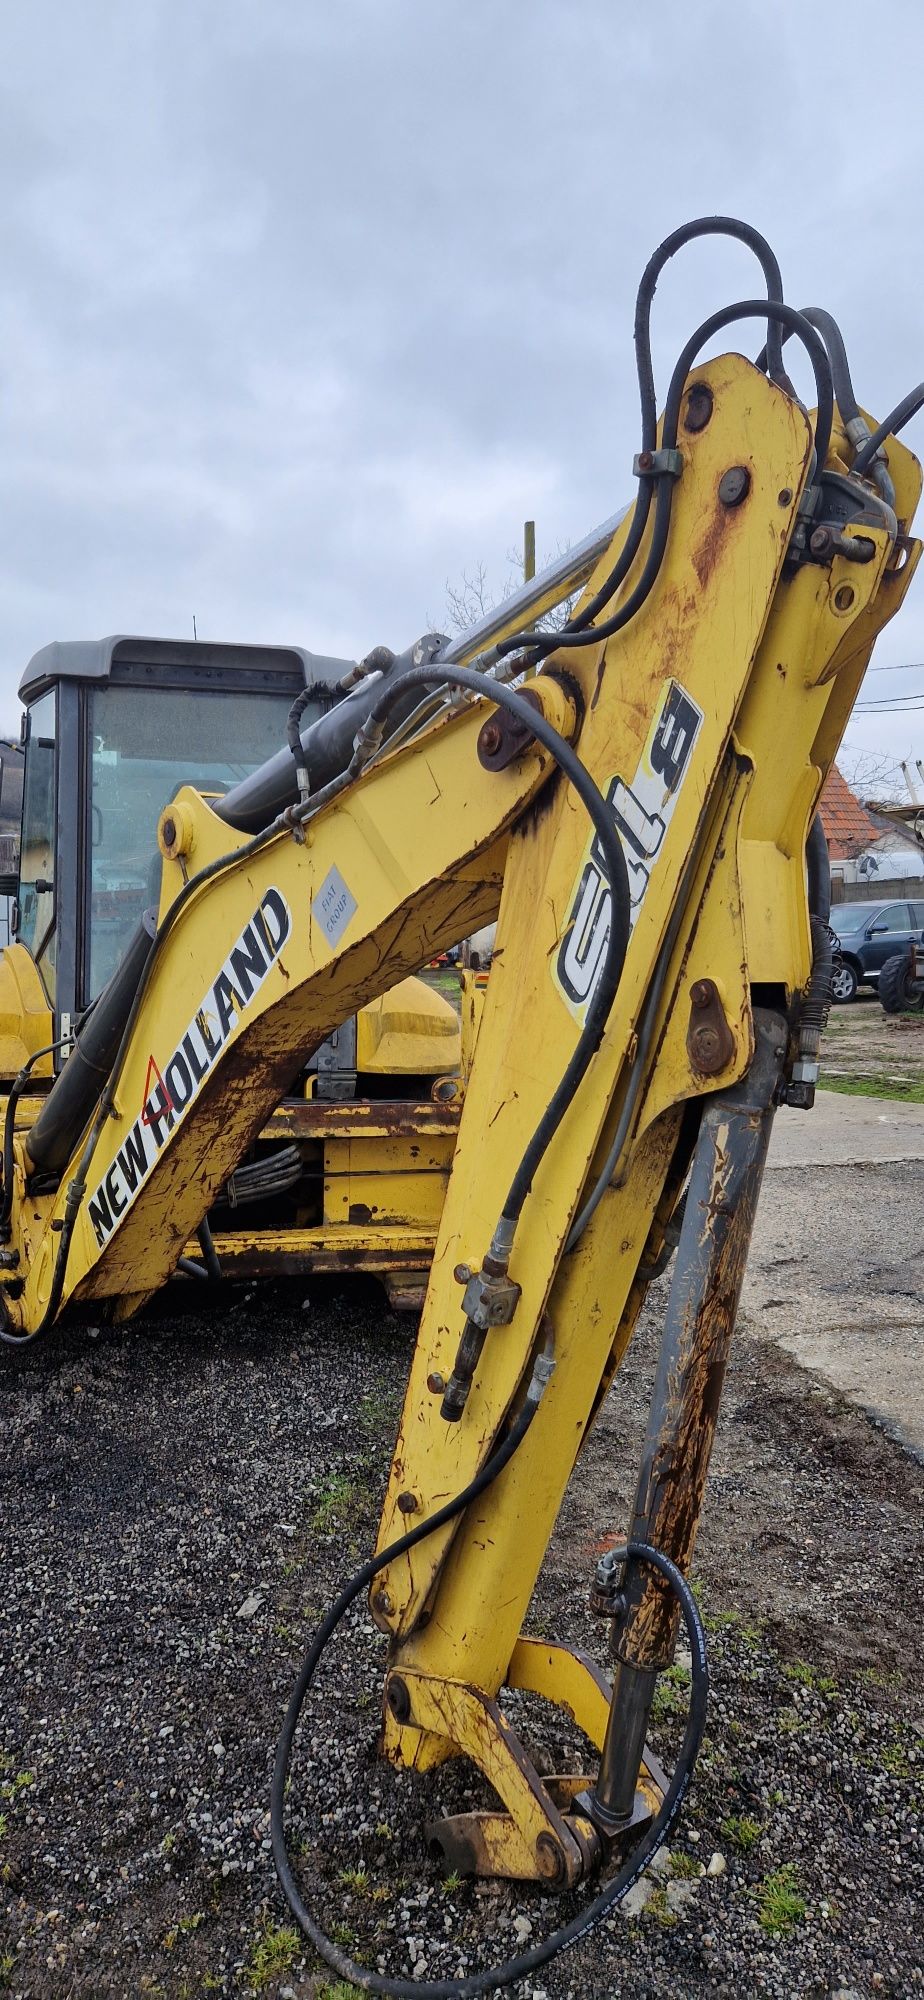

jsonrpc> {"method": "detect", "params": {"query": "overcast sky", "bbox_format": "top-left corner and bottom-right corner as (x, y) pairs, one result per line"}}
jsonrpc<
(3, 1), (924, 790)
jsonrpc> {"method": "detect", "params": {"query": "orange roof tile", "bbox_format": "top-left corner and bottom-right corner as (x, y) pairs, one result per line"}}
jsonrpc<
(818, 765), (878, 860)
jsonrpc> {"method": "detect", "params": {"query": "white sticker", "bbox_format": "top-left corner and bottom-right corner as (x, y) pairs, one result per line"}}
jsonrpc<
(553, 679), (704, 1021)
(312, 865), (358, 949)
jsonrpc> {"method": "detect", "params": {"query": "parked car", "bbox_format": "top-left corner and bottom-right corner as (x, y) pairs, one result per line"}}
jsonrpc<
(829, 897), (924, 1001)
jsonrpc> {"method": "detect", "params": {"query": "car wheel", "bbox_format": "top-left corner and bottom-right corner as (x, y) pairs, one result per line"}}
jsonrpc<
(879, 951), (923, 1014)
(830, 959), (858, 1003)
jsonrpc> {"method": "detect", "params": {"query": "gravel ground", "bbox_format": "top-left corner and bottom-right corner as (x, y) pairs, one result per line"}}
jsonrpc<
(1, 1273), (922, 2000)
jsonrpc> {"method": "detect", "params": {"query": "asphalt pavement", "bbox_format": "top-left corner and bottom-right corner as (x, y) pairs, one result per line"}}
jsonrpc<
(746, 1090), (924, 1458)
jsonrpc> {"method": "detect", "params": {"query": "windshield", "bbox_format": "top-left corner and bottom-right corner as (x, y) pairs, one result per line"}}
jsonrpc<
(88, 684), (292, 1000)
(832, 903), (876, 933)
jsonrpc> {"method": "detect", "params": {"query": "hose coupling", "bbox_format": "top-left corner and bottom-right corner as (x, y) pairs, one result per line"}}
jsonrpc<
(460, 1255), (521, 1332)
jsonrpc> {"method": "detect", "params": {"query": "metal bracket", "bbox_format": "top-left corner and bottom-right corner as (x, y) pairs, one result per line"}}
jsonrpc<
(461, 1262), (521, 1330)
(633, 447), (684, 480)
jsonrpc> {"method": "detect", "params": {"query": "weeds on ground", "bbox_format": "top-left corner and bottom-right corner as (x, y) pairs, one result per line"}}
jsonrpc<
(782, 1659), (837, 1696)
(245, 1921), (301, 1991)
(643, 1884), (678, 1928)
(669, 1849), (703, 1878)
(650, 1663), (690, 1725)
(721, 1813), (762, 1851)
(338, 1865), (389, 1903)
(756, 1863), (806, 1937)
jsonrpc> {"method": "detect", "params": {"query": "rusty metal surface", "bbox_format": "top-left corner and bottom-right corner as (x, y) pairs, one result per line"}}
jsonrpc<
(617, 1010), (788, 1674)
(261, 1098), (461, 1141)
(686, 976), (736, 1076)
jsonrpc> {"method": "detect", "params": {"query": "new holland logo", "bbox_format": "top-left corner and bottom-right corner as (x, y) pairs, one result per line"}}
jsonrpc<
(87, 888), (291, 1250)
(554, 681), (703, 1021)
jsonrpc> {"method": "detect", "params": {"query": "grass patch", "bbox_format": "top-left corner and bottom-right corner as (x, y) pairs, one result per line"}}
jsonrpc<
(338, 1865), (389, 1903)
(721, 1813), (762, 1851)
(757, 1863), (806, 1937)
(245, 1921), (301, 1992)
(818, 1074), (924, 1104)
(669, 1849), (703, 1878)
(651, 1662), (690, 1725)
(643, 1883), (678, 1928)
(782, 1660), (837, 1697)
(308, 1472), (371, 1540)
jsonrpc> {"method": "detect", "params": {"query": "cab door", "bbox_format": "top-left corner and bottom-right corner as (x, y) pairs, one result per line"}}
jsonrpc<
(16, 689), (58, 1002)
(864, 901), (915, 976)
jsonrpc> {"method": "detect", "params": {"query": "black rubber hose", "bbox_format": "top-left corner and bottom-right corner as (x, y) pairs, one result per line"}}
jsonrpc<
(852, 383), (924, 474)
(496, 217), (794, 664)
(755, 305), (860, 424)
(272, 1516), (707, 2000)
(285, 690), (314, 786)
(358, 665), (632, 1228)
(493, 216), (792, 667)
(806, 814), (831, 925)
(0, 1040), (76, 1224)
(497, 298), (834, 663)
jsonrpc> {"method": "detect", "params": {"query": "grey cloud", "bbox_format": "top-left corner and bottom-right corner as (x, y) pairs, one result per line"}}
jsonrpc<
(0, 0), (923, 768)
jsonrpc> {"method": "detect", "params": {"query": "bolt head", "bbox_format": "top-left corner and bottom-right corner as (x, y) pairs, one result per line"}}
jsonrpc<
(397, 1490), (419, 1515)
(426, 1371), (445, 1395)
(718, 465), (751, 507)
(683, 383), (714, 434)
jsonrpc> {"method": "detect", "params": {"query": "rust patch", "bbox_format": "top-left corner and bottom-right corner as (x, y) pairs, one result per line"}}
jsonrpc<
(689, 496), (735, 591)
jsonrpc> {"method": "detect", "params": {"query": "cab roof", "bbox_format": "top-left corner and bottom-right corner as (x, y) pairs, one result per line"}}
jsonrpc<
(18, 635), (352, 704)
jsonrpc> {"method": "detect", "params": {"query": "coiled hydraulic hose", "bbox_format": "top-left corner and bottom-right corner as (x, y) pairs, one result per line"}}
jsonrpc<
(272, 1408), (709, 2000)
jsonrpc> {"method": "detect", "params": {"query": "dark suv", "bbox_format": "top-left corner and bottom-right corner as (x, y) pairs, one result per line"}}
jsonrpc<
(830, 897), (924, 1001)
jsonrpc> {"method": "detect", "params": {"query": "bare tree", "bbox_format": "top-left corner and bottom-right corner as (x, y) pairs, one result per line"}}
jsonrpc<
(443, 545), (579, 640)
(838, 742), (911, 805)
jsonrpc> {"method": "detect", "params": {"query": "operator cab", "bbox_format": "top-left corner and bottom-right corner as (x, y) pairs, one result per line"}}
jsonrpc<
(13, 636), (346, 1053)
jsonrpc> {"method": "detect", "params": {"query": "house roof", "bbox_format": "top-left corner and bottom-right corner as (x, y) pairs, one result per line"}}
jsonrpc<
(818, 764), (879, 859)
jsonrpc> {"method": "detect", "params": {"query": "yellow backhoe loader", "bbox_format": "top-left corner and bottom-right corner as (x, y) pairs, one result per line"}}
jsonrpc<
(3, 216), (922, 1992)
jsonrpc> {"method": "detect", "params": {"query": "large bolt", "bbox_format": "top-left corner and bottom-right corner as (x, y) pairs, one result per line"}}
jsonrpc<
(372, 1585), (394, 1619)
(386, 1676), (412, 1725)
(478, 719), (503, 757)
(683, 383), (713, 433)
(718, 465), (751, 507)
(535, 1832), (567, 1885)
(162, 816), (177, 848)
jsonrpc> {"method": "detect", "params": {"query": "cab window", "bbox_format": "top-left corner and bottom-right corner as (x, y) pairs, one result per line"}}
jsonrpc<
(18, 690), (57, 999)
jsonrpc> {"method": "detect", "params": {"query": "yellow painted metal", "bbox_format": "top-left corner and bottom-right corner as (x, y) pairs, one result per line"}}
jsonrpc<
(0, 945), (54, 1076)
(4, 699), (557, 1331)
(374, 355), (815, 1638)
(383, 1668), (590, 1886)
(355, 975), (460, 1074)
(368, 373), (921, 1850)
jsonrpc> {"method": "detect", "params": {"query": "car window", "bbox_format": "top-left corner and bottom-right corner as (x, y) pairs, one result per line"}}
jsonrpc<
(911, 901), (924, 925)
(833, 904), (872, 932)
(874, 904), (913, 932)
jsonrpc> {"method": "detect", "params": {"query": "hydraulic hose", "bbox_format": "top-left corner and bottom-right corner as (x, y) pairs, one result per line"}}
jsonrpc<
(755, 307), (897, 508)
(353, 664), (632, 1233)
(550, 217), (796, 647)
(852, 381), (924, 476)
(496, 298), (833, 664)
(272, 1368), (708, 2000)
